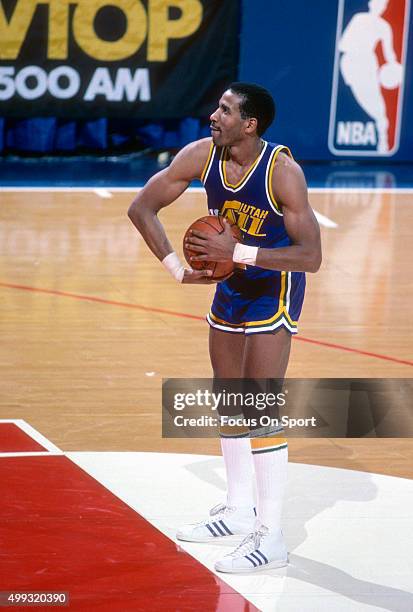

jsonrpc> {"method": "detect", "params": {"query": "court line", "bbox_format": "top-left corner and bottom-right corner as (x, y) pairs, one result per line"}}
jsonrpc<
(1, 281), (412, 367)
(0, 185), (336, 226)
(314, 211), (337, 228)
(12, 418), (63, 452)
(0, 281), (203, 321)
(1, 434), (255, 610)
(294, 336), (413, 367)
(93, 188), (113, 199)
(0, 451), (63, 457)
(0, 419), (64, 456)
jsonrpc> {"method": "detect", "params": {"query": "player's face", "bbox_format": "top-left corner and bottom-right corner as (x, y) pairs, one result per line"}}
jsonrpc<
(209, 90), (249, 146)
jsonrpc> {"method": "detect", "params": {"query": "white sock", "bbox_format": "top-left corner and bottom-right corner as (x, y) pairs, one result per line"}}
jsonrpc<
(253, 445), (288, 532)
(220, 437), (255, 510)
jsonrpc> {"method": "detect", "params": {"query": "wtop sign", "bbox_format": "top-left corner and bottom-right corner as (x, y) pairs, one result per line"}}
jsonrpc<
(329, 0), (410, 156)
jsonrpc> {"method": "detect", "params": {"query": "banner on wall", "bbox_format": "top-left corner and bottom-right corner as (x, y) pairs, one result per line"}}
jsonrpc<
(0, 0), (238, 118)
(329, 0), (411, 157)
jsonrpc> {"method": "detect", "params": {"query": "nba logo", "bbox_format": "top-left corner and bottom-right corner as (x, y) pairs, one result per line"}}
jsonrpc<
(329, 0), (410, 156)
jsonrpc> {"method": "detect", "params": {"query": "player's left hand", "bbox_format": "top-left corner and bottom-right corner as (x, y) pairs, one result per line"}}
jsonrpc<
(185, 219), (237, 262)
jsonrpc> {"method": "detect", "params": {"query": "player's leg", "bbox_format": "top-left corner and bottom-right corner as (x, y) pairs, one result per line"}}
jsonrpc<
(244, 328), (290, 533)
(177, 328), (255, 542)
(215, 328), (291, 572)
(242, 327), (291, 378)
(209, 327), (255, 509)
(209, 326), (245, 377)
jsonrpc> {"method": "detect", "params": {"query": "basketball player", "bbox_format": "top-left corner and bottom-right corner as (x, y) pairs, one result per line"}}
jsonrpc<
(128, 83), (321, 573)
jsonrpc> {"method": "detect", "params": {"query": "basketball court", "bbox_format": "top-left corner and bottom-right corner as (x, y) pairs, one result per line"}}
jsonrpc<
(1, 183), (412, 610)
(1, 0), (412, 607)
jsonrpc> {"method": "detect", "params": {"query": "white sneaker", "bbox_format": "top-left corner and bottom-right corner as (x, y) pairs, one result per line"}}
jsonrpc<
(176, 503), (256, 543)
(215, 525), (288, 573)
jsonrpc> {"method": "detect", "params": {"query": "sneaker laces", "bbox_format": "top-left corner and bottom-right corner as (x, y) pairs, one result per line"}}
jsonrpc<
(198, 503), (234, 526)
(229, 526), (269, 558)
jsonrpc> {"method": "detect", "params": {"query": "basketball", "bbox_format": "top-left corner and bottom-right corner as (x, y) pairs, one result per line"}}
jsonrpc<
(183, 215), (241, 281)
(379, 62), (403, 89)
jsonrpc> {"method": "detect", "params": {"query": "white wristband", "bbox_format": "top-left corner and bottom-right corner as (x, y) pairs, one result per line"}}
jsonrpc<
(233, 243), (258, 266)
(162, 252), (186, 283)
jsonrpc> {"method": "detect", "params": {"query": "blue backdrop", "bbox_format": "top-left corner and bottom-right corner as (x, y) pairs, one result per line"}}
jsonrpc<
(239, 0), (413, 160)
(1, 0), (412, 160)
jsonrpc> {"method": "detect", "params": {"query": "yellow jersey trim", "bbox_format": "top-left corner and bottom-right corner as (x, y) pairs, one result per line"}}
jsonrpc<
(244, 311), (297, 328)
(209, 308), (297, 330)
(200, 142), (214, 183)
(267, 145), (293, 213)
(251, 436), (288, 450)
(208, 270), (298, 330)
(283, 308), (296, 327)
(279, 270), (287, 310)
(244, 271), (287, 327)
(209, 311), (245, 327)
(221, 143), (264, 189)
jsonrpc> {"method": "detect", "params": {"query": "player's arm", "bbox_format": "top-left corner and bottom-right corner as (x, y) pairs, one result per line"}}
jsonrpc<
(255, 154), (322, 272)
(128, 138), (213, 284)
(186, 154), (321, 273)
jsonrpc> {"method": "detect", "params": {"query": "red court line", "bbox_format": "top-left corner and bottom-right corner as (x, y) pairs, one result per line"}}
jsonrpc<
(295, 336), (413, 366)
(1, 454), (257, 611)
(1, 281), (412, 367)
(0, 281), (202, 321)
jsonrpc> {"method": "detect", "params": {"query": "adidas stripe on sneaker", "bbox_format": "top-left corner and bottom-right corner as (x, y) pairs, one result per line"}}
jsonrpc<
(214, 525), (288, 573)
(176, 503), (255, 543)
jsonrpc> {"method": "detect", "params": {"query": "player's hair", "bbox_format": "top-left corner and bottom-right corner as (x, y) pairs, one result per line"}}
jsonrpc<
(228, 82), (276, 136)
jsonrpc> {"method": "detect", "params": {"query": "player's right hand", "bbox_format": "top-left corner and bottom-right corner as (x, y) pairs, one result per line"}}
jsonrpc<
(182, 268), (215, 284)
